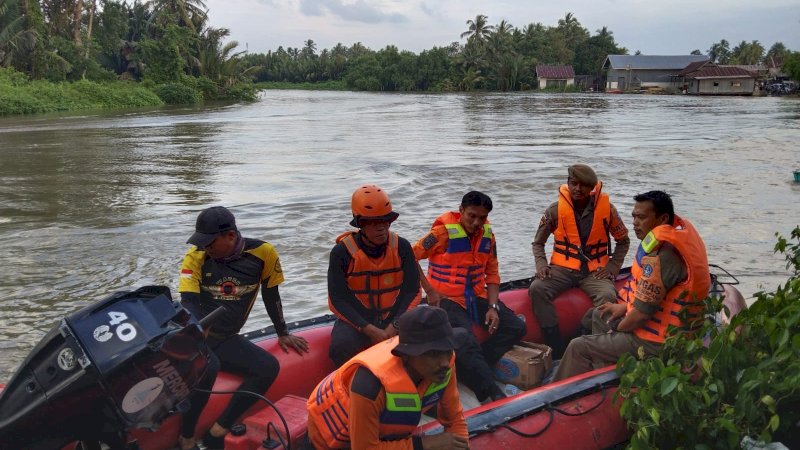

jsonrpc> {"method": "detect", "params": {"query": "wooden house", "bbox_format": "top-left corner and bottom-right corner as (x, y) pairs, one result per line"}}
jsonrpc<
(535, 65), (575, 89)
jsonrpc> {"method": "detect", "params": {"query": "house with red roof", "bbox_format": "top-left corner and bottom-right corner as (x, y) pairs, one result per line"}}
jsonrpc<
(535, 65), (575, 89)
(675, 61), (758, 95)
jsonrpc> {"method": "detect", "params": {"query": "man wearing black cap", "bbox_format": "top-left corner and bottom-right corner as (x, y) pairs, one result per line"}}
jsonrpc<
(528, 164), (630, 359)
(307, 306), (469, 450)
(327, 184), (421, 367)
(177, 206), (309, 450)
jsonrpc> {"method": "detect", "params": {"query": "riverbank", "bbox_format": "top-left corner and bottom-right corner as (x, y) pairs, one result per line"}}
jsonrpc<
(0, 68), (258, 116)
(0, 68), (163, 115)
(255, 80), (349, 90)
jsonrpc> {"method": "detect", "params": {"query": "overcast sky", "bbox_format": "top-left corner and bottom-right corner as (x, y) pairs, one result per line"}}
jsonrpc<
(205, 0), (800, 56)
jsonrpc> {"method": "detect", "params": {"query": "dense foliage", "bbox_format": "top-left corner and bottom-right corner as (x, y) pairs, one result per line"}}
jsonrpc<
(0, 67), (162, 114)
(1, 2), (797, 111)
(242, 14), (629, 92)
(616, 227), (800, 449)
(0, 0), (258, 112)
(783, 52), (800, 83)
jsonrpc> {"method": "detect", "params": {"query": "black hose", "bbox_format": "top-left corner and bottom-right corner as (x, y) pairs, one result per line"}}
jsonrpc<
(485, 385), (608, 439)
(194, 388), (291, 450)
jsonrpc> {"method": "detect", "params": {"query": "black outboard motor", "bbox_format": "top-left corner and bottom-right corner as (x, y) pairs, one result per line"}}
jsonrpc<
(0, 286), (213, 449)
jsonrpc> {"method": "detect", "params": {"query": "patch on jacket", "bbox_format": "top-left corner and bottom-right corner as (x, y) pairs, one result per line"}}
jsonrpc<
(422, 233), (438, 250)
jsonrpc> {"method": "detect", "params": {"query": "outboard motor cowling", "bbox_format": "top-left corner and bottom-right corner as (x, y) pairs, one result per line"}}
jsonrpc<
(0, 286), (212, 450)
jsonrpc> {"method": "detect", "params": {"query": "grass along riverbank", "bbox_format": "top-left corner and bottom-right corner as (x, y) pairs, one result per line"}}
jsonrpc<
(0, 68), (163, 115)
(0, 69), (259, 116)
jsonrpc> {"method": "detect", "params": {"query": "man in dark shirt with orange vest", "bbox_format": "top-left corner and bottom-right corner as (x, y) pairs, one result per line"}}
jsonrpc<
(528, 164), (630, 358)
(328, 185), (421, 367)
(414, 191), (526, 403)
(307, 305), (469, 450)
(553, 191), (710, 381)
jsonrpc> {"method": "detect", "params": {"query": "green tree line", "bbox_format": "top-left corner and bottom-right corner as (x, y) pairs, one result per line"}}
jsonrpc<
(244, 13), (630, 92)
(0, 0), (257, 109)
(243, 14), (799, 92)
(2, 2), (799, 109)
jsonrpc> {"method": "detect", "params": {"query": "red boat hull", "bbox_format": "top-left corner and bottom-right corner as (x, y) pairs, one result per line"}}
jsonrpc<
(121, 282), (606, 450)
(23, 274), (743, 450)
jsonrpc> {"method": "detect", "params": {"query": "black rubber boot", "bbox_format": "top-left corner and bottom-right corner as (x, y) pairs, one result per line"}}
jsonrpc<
(541, 325), (566, 360)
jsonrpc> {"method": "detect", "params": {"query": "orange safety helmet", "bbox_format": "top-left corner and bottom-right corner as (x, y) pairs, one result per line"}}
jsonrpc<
(350, 184), (400, 227)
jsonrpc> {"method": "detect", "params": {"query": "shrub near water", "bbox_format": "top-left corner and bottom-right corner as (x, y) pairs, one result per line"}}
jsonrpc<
(616, 227), (800, 449)
(152, 83), (202, 105)
(0, 68), (163, 115)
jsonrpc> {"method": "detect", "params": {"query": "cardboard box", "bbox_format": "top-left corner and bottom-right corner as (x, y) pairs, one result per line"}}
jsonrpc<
(493, 342), (553, 390)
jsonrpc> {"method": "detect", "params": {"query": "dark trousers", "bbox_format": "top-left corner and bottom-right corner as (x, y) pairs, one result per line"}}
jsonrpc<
(328, 319), (373, 367)
(439, 297), (526, 401)
(182, 351), (220, 438)
(206, 333), (281, 429)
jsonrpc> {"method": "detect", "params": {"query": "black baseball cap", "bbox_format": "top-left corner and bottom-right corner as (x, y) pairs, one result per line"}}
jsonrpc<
(392, 306), (463, 357)
(187, 206), (237, 248)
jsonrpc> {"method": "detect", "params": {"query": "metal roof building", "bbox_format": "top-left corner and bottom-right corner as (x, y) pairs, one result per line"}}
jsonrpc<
(602, 55), (710, 91)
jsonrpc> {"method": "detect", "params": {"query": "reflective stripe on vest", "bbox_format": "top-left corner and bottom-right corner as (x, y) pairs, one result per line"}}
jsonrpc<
(621, 215), (710, 343)
(307, 337), (452, 448)
(551, 183), (612, 271)
(335, 231), (404, 317)
(428, 215), (493, 303)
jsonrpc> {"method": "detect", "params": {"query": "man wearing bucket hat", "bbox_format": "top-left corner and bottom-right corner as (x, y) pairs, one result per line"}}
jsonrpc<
(177, 206), (309, 450)
(307, 305), (469, 450)
(327, 184), (421, 367)
(528, 164), (630, 358)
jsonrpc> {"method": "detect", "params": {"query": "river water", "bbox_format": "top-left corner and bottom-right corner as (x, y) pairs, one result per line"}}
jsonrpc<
(1, 91), (799, 380)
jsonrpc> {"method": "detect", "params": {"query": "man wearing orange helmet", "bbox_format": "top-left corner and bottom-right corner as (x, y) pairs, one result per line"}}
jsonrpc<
(327, 184), (421, 367)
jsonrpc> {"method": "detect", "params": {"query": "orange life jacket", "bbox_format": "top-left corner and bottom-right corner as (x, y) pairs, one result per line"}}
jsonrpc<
(329, 231), (419, 322)
(307, 337), (453, 448)
(551, 182), (612, 271)
(427, 211), (493, 307)
(621, 215), (710, 343)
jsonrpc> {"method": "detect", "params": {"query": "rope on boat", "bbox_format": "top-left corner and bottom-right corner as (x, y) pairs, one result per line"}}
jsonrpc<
(484, 384), (608, 439)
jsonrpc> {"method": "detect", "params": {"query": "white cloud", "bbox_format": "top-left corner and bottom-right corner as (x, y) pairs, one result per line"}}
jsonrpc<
(205, 0), (800, 55)
(298, 0), (408, 23)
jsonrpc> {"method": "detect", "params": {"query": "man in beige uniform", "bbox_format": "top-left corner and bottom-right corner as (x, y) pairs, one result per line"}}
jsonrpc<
(553, 190), (709, 381)
(528, 164), (629, 358)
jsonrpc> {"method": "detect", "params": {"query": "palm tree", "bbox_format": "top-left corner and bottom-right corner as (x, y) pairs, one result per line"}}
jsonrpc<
(730, 40), (764, 65)
(301, 38), (316, 59)
(708, 39), (730, 64)
(765, 42), (788, 66)
(556, 12), (588, 50)
(146, 0), (207, 32)
(494, 19), (513, 36)
(0, 0), (36, 67)
(197, 25), (258, 87)
(460, 14), (493, 45)
(458, 67), (483, 91)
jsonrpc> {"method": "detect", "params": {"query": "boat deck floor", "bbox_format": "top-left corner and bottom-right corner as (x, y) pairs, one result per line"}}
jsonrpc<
(418, 381), (510, 425)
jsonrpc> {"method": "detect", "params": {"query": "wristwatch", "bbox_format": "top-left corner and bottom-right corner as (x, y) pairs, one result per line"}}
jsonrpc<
(489, 303), (500, 312)
(392, 318), (400, 329)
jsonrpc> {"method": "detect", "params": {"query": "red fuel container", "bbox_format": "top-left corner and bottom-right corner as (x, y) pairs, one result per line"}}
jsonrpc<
(224, 395), (308, 450)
